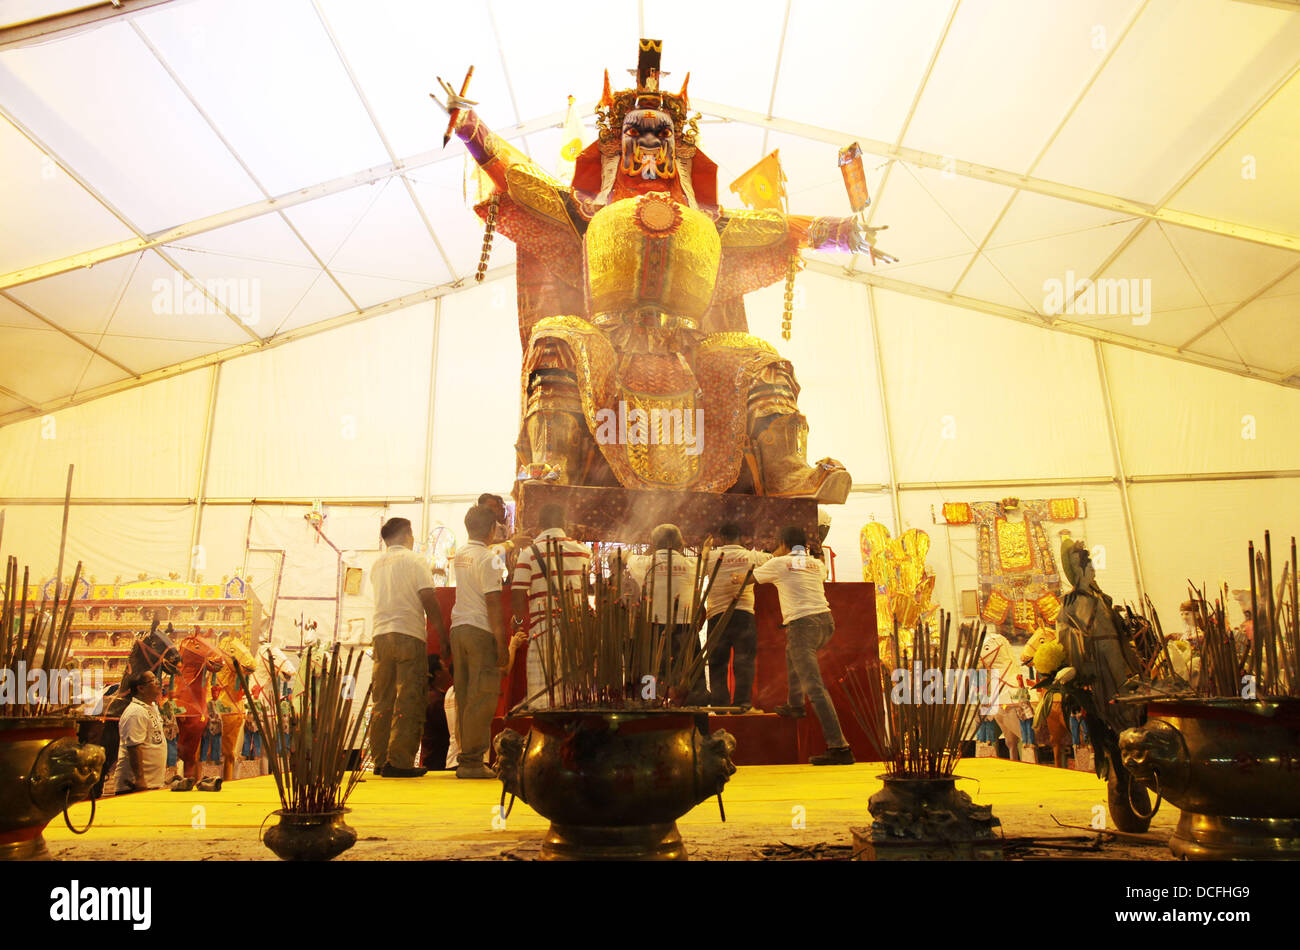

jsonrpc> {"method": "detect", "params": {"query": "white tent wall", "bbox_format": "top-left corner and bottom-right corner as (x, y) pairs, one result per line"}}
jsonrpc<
(0, 501), (193, 583)
(204, 302), (435, 499)
(428, 279), (520, 498)
(1128, 478), (1300, 629)
(0, 369), (209, 497)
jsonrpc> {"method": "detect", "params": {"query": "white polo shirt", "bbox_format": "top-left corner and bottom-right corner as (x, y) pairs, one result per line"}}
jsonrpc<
(451, 540), (502, 630)
(511, 528), (592, 631)
(703, 545), (772, 617)
(370, 545), (435, 642)
(114, 698), (167, 792)
(753, 550), (830, 624)
(628, 550), (699, 624)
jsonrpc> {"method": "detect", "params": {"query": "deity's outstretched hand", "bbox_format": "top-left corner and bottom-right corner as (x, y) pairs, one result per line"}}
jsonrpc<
(430, 76), (477, 118)
(851, 220), (899, 264)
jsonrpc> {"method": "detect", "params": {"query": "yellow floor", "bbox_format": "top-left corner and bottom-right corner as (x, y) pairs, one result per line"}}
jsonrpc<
(45, 758), (1176, 860)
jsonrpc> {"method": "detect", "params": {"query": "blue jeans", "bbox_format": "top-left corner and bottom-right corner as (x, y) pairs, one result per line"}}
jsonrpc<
(242, 730), (262, 759)
(785, 611), (847, 748)
(166, 737), (178, 767)
(707, 610), (758, 707)
(1069, 715), (1088, 746)
(1019, 718), (1034, 745)
(200, 730), (222, 763)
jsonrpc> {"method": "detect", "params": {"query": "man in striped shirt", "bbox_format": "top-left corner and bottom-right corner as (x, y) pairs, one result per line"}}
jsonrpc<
(702, 522), (771, 712)
(510, 504), (592, 708)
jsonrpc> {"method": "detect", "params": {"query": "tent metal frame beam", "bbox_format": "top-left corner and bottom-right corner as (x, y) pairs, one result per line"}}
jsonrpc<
(311, 0), (460, 284)
(853, 0), (963, 272)
(1095, 342), (1147, 605)
(0, 264), (516, 428)
(128, 19), (362, 322)
(0, 105), (580, 292)
(694, 99), (1300, 254)
(895, 477), (1116, 493)
(0, 104), (264, 345)
(0, 0), (188, 50)
(0, 383), (41, 412)
(1055, 59), (1300, 323)
(0, 289), (139, 378)
(805, 259), (1300, 391)
(951, 0), (1151, 296)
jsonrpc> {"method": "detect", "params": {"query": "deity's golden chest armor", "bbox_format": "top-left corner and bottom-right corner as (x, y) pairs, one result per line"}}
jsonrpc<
(585, 193), (720, 321)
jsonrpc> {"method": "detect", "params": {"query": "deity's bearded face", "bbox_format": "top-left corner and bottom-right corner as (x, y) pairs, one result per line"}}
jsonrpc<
(621, 107), (677, 181)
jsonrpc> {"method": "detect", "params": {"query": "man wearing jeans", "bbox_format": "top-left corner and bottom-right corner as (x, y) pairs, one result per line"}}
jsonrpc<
(754, 524), (854, 765)
(702, 522), (770, 712)
(370, 517), (449, 777)
(449, 505), (511, 779)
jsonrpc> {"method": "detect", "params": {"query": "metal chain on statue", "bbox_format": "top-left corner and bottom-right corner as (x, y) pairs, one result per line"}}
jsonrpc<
(477, 194), (500, 283)
(781, 251), (799, 340)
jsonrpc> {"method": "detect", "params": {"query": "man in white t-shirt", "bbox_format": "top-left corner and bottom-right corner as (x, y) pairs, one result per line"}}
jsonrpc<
(753, 524), (853, 765)
(114, 670), (167, 793)
(369, 517), (449, 778)
(702, 522), (771, 712)
(449, 505), (511, 779)
(510, 503), (592, 709)
(626, 524), (705, 703)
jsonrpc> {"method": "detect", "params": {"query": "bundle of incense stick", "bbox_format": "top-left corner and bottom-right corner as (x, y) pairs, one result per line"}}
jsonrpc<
(515, 538), (736, 711)
(1188, 583), (1241, 698)
(1, 554), (85, 718)
(842, 612), (988, 778)
(1122, 598), (1180, 683)
(239, 644), (372, 813)
(1187, 532), (1299, 700)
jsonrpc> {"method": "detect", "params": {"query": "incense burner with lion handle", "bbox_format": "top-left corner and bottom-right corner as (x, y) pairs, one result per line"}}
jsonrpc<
(494, 708), (736, 860)
(0, 717), (105, 860)
(1119, 698), (1300, 860)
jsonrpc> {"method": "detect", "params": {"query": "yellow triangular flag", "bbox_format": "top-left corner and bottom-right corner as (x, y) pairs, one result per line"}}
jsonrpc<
(556, 95), (584, 185)
(729, 149), (787, 212)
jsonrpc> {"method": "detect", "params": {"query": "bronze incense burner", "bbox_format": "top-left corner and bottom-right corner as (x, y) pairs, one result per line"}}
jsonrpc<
(0, 716), (104, 860)
(1120, 698), (1300, 860)
(494, 708), (736, 860)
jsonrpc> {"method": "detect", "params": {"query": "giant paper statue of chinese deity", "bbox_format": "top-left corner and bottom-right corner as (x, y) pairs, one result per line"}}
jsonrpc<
(433, 40), (892, 503)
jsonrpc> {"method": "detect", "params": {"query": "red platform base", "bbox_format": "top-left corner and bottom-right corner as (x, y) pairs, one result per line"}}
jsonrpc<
(445, 581), (882, 768)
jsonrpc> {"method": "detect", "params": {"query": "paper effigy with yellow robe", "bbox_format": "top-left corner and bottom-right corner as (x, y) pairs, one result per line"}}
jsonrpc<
(440, 40), (893, 502)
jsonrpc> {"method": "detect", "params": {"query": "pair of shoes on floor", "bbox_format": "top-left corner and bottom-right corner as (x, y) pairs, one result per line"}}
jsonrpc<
(455, 763), (495, 780)
(196, 776), (222, 792)
(169, 776), (195, 791)
(380, 764), (428, 778)
(727, 704), (756, 715)
(810, 745), (855, 766)
(774, 703), (806, 718)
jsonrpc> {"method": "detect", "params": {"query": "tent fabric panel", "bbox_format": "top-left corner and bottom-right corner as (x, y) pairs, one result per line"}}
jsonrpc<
(428, 281), (521, 496)
(1032, 0), (1300, 204)
(204, 303), (434, 498)
(1103, 343), (1300, 476)
(0, 22), (264, 234)
(0, 502), (193, 583)
(0, 368), (208, 498)
(1128, 477), (1300, 629)
(874, 289), (1115, 483)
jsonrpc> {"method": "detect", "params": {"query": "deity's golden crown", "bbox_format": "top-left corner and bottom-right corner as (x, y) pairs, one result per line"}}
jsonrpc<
(595, 38), (700, 147)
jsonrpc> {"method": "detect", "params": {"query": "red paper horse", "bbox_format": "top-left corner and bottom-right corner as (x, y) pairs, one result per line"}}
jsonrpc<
(174, 628), (224, 784)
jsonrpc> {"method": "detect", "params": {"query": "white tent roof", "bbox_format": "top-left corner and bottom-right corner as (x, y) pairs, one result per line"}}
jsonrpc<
(1, 0), (1298, 426)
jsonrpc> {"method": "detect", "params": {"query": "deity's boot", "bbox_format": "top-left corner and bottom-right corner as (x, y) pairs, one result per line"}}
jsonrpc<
(752, 412), (851, 502)
(518, 368), (590, 484)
